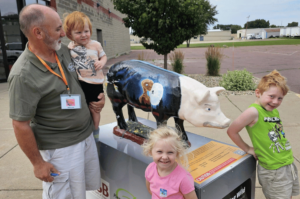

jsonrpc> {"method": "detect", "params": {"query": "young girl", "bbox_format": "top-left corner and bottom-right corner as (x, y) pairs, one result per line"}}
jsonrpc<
(63, 11), (107, 131)
(142, 127), (197, 199)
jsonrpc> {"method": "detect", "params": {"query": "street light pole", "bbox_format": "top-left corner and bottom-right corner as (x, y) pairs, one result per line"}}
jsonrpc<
(244, 15), (250, 39)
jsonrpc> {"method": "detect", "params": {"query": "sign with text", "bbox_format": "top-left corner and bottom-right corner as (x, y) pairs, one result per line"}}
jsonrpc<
(222, 179), (252, 199)
(187, 141), (247, 184)
(86, 178), (110, 199)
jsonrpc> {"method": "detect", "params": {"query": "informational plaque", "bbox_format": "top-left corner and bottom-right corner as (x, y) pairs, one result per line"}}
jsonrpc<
(187, 141), (247, 184)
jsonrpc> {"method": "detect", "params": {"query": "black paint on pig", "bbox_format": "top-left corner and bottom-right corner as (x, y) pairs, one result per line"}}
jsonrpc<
(106, 60), (188, 141)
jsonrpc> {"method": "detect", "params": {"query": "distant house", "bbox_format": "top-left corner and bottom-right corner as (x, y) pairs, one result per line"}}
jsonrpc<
(237, 27), (299, 39)
(237, 28), (267, 39)
(130, 29), (232, 44)
(263, 29), (280, 38)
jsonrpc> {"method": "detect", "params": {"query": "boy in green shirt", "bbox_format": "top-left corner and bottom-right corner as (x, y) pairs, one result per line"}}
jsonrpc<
(227, 70), (299, 199)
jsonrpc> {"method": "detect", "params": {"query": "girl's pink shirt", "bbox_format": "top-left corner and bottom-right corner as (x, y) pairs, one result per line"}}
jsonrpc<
(145, 162), (195, 199)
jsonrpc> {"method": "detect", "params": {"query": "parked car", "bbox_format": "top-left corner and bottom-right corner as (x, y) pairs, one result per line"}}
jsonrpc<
(255, 35), (262, 39)
(0, 42), (23, 65)
(249, 36), (256, 39)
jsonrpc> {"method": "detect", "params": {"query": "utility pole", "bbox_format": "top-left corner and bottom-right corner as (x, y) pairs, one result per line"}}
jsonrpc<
(244, 15), (250, 39)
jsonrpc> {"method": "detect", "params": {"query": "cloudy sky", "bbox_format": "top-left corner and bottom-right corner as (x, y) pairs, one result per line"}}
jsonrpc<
(209, 0), (299, 28)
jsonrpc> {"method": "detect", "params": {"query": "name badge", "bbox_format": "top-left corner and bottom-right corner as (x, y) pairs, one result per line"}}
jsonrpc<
(60, 94), (81, 109)
(160, 188), (167, 197)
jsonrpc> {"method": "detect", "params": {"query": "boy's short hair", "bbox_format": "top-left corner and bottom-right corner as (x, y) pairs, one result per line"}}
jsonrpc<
(257, 70), (289, 95)
(63, 11), (92, 40)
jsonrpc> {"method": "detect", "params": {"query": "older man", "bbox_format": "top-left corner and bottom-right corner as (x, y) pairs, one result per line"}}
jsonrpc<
(9, 4), (103, 198)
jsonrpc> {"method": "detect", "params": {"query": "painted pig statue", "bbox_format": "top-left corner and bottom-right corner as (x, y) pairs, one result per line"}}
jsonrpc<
(106, 60), (230, 142)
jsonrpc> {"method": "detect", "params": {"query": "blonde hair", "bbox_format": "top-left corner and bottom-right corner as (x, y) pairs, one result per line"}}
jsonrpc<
(257, 70), (289, 95)
(63, 11), (92, 40)
(142, 126), (189, 170)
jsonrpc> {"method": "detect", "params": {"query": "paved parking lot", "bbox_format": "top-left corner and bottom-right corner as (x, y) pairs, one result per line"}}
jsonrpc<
(107, 45), (300, 93)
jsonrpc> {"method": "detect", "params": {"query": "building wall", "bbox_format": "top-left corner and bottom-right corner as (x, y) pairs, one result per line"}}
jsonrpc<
(280, 27), (300, 37)
(237, 29), (265, 38)
(265, 31), (280, 38)
(130, 35), (141, 44)
(203, 30), (231, 41)
(56, 0), (130, 59)
(237, 28), (289, 39)
(130, 30), (232, 44)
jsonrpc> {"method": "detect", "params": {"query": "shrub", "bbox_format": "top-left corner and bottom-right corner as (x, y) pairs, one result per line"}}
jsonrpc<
(169, 50), (185, 74)
(137, 51), (149, 61)
(205, 46), (223, 76)
(219, 69), (256, 91)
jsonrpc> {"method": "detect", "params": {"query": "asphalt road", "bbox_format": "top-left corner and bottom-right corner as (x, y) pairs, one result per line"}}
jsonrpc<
(106, 45), (300, 93)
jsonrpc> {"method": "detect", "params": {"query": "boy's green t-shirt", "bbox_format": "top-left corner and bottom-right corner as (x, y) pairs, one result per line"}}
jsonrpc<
(246, 103), (293, 170)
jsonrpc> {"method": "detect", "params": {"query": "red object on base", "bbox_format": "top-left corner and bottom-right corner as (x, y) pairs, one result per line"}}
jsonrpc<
(113, 126), (146, 145)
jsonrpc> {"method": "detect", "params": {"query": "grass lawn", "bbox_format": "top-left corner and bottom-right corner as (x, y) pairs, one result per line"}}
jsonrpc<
(131, 38), (300, 50)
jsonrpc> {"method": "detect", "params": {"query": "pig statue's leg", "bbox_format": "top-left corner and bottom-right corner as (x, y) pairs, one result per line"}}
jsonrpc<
(174, 117), (189, 142)
(152, 113), (169, 128)
(127, 105), (138, 122)
(112, 102), (128, 130)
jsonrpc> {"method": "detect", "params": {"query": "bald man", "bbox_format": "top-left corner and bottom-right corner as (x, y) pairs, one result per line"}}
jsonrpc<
(8, 4), (103, 198)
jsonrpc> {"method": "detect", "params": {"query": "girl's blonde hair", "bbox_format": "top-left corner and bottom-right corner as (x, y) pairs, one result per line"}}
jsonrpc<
(257, 70), (289, 95)
(142, 126), (189, 170)
(63, 11), (92, 40)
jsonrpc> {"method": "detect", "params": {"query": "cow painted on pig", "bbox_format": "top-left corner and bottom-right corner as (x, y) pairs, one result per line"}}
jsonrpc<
(106, 60), (230, 142)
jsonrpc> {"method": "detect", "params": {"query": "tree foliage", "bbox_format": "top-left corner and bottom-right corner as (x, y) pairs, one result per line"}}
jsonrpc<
(287, 22), (298, 27)
(244, 19), (270, 29)
(112, 0), (218, 69)
(213, 24), (242, 33)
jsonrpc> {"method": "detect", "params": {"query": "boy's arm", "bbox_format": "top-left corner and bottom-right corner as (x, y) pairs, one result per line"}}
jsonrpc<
(227, 107), (258, 159)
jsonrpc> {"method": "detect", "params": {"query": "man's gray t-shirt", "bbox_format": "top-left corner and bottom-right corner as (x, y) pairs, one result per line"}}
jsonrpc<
(8, 44), (93, 150)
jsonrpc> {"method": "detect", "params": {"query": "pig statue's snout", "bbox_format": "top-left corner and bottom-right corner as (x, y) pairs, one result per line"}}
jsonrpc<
(223, 117), (231, 127)
(203, 117), (231, 129)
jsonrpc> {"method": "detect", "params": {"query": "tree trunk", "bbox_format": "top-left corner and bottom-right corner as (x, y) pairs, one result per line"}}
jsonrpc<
(164, 54), (167, 69)
(186, 39), (190, 48)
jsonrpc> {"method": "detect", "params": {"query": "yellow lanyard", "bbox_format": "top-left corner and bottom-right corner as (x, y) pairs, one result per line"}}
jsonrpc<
(29, 46), (70, 95)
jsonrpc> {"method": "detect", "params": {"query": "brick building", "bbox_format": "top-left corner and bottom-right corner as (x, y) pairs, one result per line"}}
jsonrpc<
(0, 0), (130, 81)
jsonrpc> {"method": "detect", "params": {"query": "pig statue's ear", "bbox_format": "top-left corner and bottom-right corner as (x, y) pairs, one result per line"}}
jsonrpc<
(195, 90), (210, 103)
(210, 87), (225, 95)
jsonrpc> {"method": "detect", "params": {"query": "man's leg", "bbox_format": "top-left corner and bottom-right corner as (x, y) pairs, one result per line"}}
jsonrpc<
(84, 132), (101, 190)
(40, 133), (100, 199)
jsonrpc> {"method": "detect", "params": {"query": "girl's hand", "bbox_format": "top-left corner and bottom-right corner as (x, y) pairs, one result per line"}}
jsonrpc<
(247, 147), (257, 160)
(94, 60), (105, 70)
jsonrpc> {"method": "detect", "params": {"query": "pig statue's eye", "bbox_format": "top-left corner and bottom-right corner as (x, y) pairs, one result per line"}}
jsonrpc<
(206, 107), (211, 111)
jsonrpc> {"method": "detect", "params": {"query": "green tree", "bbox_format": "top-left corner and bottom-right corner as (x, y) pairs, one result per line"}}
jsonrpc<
(213, 24), (242, 33)
(112, 0), (218, 69)
(287, 22), (298, 27)
(230, 25), (242, 34)
(244, 19), (270, 29)
(270, 24), (277, 28)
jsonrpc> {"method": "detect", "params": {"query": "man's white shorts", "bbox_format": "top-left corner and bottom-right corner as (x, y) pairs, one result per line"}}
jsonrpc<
(40, 133), (101, 199)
